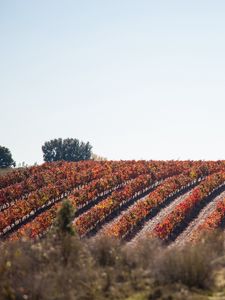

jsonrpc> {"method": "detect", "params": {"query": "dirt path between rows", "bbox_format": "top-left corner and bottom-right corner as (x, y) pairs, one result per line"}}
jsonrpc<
(127, 190), (192, 247)
(95, 194), (149, 238)
(91, 187), (158, 238)
(173, 191), (225, 247)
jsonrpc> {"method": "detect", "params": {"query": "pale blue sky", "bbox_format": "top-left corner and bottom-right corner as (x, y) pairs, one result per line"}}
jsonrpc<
(0, 1), (225, 165)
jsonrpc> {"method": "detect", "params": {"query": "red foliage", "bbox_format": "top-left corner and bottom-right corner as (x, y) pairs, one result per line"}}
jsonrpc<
(153, 172), (225, 240)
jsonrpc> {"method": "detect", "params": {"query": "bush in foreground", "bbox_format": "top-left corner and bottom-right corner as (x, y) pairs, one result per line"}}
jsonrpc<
(0, 229), (225, 299)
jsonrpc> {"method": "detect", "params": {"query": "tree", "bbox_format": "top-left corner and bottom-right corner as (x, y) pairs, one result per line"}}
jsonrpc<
(55, 200), (75, 236)
(53, 200), (79, 266)
(0, 146), (16, 168)
(42, 138), (92, 162)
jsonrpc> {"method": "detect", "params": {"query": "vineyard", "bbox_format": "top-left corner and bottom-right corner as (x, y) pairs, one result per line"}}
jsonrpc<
(0, 160), (225, 245)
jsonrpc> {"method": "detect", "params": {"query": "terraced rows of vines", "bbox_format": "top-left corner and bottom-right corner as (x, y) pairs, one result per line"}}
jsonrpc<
(1, 160), (225, 245)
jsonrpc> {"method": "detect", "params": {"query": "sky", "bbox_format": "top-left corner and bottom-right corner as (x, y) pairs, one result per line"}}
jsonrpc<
(0, 1), (225, 165)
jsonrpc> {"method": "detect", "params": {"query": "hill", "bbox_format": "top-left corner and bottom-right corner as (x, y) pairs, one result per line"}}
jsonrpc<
(0, 160), (224, 244)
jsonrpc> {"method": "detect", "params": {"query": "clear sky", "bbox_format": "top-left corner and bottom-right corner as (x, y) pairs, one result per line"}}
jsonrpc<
(0, 1), (225, 165)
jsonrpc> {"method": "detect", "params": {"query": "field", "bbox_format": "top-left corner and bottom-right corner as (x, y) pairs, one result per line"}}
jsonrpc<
(0, 160), (225, 245)
(1, 160), (225, 300)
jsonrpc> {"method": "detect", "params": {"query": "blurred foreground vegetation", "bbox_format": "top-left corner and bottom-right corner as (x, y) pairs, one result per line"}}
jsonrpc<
(2, 228), (225, 299)
(0, 201), (225, 300)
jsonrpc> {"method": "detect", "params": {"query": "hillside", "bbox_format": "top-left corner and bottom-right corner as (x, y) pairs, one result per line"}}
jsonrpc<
(0, 160), (224, 244)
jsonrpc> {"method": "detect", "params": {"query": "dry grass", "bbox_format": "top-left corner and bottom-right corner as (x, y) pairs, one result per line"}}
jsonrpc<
(0, 230), (225, 299)
(0, 167), (14, 176)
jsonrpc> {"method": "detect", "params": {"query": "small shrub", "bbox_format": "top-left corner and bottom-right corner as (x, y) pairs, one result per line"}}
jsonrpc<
(86, 235), (122, 267)
(55, 200), (75, 236)
(125, 237), (163, 269)
(152, 242), (214, 289)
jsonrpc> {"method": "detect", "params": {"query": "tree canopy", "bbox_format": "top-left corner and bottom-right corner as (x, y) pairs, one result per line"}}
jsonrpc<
(42, 138), (92, 162)
(0, 146), (16, 168)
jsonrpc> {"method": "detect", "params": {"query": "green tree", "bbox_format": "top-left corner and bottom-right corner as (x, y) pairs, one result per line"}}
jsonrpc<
(55, 200), (75, 236)
(42, 138), (92, 162)
(0, 146), (15, 168)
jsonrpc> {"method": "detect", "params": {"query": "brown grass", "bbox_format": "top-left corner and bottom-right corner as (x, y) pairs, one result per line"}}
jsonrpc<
(0, 229), (225, 299)
(0, 167), (15, 176)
